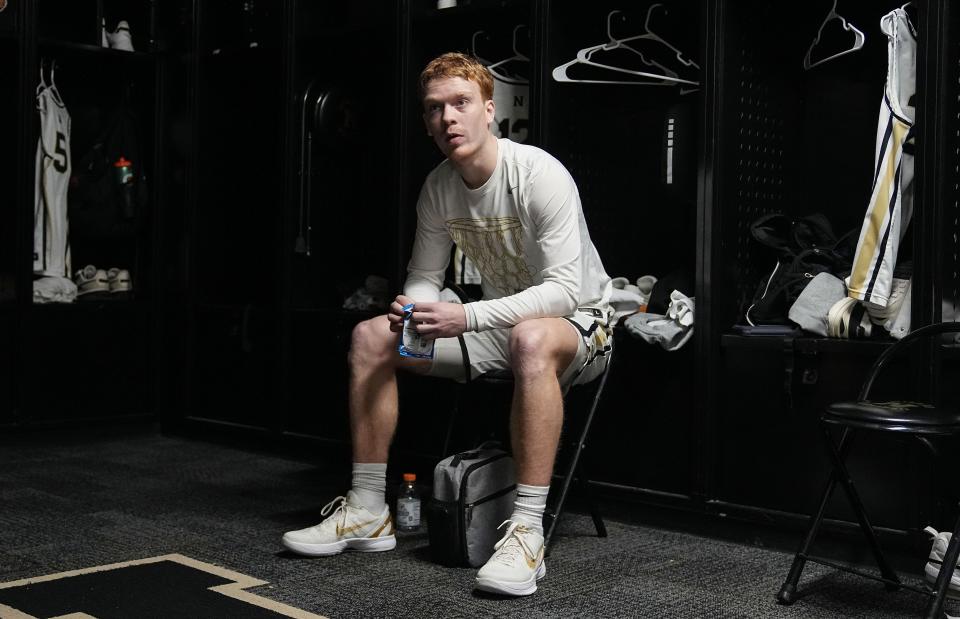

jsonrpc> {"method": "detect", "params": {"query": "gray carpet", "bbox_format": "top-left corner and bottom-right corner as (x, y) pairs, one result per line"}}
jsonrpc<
(0, 426), (953, 618)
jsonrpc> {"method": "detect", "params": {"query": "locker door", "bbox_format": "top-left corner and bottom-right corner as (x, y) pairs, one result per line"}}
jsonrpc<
(283, 2), (402, 440)
(181, 0), (284, 429)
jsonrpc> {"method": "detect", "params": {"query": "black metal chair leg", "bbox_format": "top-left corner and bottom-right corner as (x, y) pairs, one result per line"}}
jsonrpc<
(926, 504), (960, 619)
(543, 361), (610, 552)
(822, 423), (900, 588)
(778, 428), (854, 605)
(778, 475), (841, 603)
(544, 458), (605, 557)
(543, 513), (559, 558)
(576, 452), (607, 538)
(544, 444), (579, 553)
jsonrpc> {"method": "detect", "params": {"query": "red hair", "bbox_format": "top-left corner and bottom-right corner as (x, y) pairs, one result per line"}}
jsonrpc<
(418, 52), (494, 102)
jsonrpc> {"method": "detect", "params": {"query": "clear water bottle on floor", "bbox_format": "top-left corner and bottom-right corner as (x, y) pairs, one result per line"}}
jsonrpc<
(397, 473), (421, 532)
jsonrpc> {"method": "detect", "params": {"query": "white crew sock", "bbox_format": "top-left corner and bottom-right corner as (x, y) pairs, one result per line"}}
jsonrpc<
(510, 483), (549, 536)
(350, 462), (387, 513)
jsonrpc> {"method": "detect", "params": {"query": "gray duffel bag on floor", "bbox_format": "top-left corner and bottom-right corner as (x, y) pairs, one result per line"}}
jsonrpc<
(426, 443), (517, 567)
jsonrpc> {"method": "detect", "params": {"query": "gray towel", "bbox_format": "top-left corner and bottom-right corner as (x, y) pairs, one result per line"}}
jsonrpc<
(788, 272), (846, 336)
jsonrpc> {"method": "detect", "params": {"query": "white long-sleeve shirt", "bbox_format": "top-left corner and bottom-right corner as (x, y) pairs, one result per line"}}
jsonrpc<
(404, 138), (612, 332)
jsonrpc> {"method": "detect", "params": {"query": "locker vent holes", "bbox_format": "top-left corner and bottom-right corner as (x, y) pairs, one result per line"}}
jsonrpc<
(733, 43), (787, 303)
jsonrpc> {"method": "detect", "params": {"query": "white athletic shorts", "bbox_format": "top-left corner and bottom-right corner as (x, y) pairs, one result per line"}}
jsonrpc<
(425, 309), (613, 390)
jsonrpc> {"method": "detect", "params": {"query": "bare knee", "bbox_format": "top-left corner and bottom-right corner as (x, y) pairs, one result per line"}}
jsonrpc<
(509, 321), (559, 379)
(348, 315), (396, 373)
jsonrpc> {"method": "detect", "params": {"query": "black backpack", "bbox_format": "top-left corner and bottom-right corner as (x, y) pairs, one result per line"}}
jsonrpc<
(744, 213), (855, 326)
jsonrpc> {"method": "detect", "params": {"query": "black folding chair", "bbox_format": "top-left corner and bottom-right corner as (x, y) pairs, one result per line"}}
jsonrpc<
(777, 322), (960, 618)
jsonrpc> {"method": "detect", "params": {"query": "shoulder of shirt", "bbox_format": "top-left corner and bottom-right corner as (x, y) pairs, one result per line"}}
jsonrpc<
(499, 138), (569, 181)
(422, 158), (459, 191)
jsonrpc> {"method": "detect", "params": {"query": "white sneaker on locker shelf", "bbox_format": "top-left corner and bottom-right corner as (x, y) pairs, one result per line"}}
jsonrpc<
(107, 268), (132, 298)
(74, 265), (110, 299)
(106, 20), (134, 52)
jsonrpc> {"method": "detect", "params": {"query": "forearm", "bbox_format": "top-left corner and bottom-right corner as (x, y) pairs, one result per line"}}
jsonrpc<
(464, 272), (579, 332)
(402, 272), (443, 303)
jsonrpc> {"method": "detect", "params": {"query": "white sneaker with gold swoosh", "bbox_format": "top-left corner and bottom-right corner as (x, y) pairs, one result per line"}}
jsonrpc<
(282, 491), (396, 557)
(475, 520), (546, 596)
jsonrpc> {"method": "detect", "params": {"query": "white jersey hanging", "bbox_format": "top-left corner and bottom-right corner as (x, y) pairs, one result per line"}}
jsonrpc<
(846, 8), (916, 306)
(491, 74), (529, 144)
(33, 79), (72, 278)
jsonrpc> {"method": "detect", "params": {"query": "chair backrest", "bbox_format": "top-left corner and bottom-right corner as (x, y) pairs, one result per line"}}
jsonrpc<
(859, 321), (960, 401)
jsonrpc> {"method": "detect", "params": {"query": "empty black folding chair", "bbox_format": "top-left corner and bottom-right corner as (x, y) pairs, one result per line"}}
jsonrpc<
(777, 321), (960, 618)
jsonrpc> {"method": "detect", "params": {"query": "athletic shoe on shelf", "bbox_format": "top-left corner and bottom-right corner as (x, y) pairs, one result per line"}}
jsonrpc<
(106, 20), (134, 52)
(924, 526), (960, 598)
(107, 268), (132, 298)
(74, 265), (110, 298)
(281, 491), (395, 557)
(865, 277), (910, 324)
(827, 296), (872, 339)
(475, 520), (546, 596)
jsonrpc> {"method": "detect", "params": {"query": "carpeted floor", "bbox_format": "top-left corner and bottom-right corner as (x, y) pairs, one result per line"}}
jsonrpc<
(0, 425), (954, 618)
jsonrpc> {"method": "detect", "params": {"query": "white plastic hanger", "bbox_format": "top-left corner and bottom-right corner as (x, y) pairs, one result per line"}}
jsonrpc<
(470, 30), (493, 66)
(552, 6), (699, 87)
(37, 59), (65, 104)
(588, 10), (682, 79)
(608, 5), (700, 71)
(47, 59), (66, 106)
(803, 0), (866, 70)
(36, 60), (48, 96)
(486, 25), (530, 84)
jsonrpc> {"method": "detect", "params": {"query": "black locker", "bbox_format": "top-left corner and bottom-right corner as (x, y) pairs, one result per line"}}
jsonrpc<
(283, 2), (402, 441)
(173, 0), (285, 430)
(937, 1), (960, 325)
(161, 1), (407, 437)
(4, 0), (162, 424)
(709, 0), (941, 531)
(0, 35), (17, 308)
(1, 9), (22, 425)
(541, 0), (703, 498)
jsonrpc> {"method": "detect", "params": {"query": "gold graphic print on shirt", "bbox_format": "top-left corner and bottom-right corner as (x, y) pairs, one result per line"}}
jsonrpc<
(446, 217), (533, 295)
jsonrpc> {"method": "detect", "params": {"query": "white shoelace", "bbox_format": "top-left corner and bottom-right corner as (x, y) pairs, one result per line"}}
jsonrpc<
(491, 520), (536, 567)
(319, 495), (348, 530)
